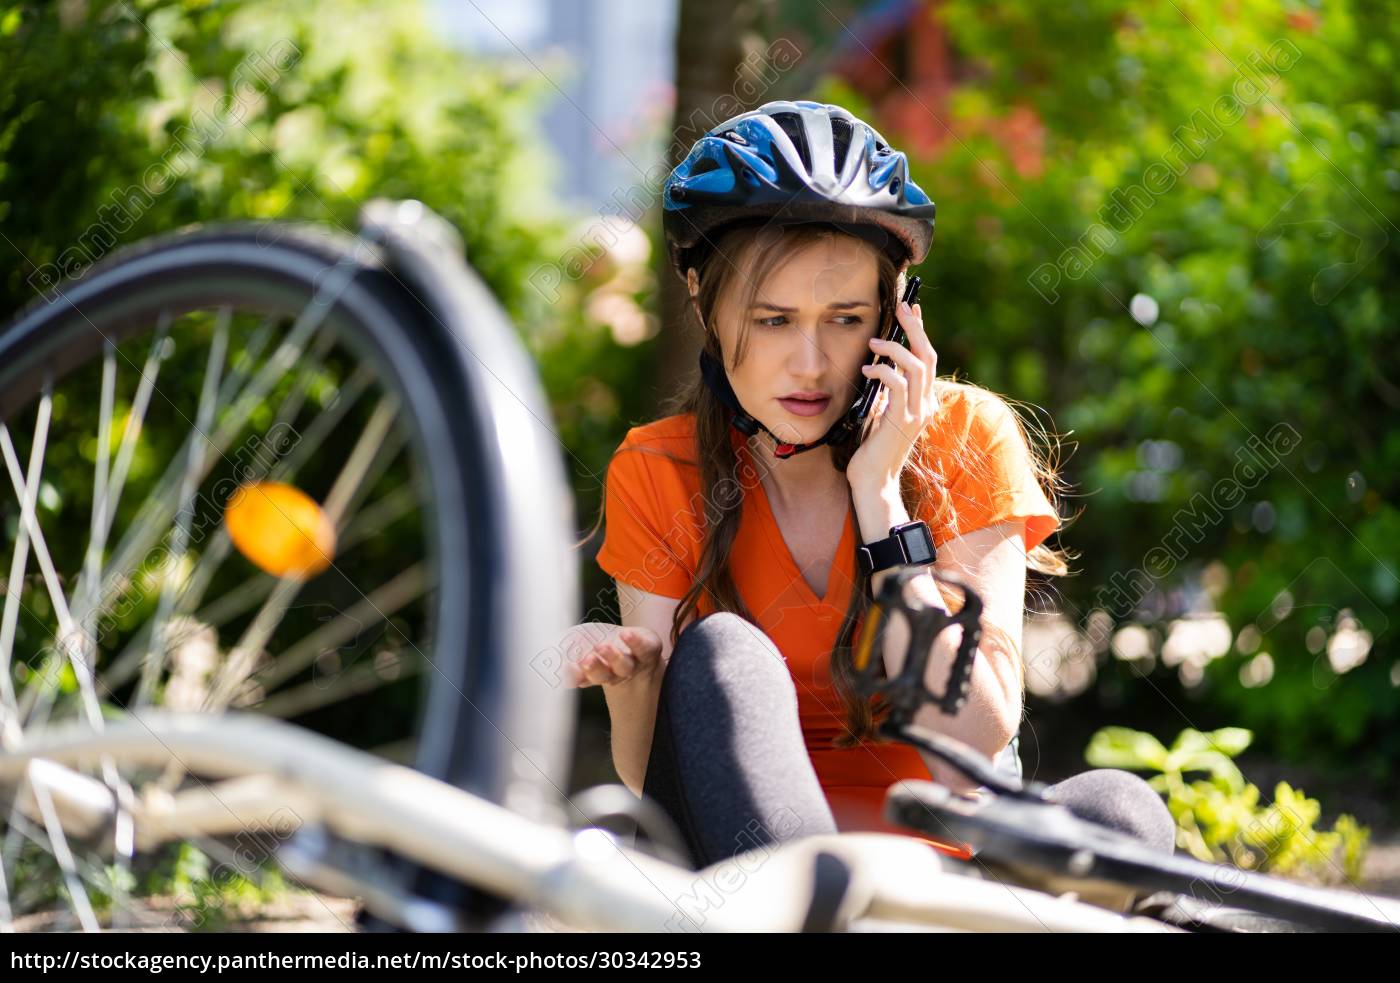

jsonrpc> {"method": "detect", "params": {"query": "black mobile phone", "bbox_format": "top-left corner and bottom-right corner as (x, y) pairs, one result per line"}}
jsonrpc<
(844, 274), (920, 441)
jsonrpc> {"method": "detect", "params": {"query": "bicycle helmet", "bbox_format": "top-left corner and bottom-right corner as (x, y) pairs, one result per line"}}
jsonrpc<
(661, 100), (937, 459)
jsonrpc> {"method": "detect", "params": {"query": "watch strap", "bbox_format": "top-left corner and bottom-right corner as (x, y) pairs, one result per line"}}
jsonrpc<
(857, 520), (936, 577)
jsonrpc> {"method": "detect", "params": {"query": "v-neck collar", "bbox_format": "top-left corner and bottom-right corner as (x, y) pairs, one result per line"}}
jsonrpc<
(741, 440), (855, 609)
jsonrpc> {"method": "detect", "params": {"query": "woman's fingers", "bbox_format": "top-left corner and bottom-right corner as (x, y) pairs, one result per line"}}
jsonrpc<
(880, 311), (934, 370)
(577, 647), (620, 686)
(604, 639), (639, 678)
(572, 651), (608, 686)
(861, 362), (911, 418)
(570, 626), (664, 688)
(589, 656), (622, 686)
(881, 303), (937, 413)
(894, 302), (937, 395)
(619, 626), (663, 668)
(580, 638), (638, 687)
(899, 298), (935, 362)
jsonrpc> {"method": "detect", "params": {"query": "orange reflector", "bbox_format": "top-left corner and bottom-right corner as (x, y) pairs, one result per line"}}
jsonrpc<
(854, 605), (884, 672)
(224, 481), (336, 579)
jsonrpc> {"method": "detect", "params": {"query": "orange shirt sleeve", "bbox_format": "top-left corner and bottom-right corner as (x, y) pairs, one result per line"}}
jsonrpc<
(594, 430), (696, 599)
(936, 391), (1061, 553)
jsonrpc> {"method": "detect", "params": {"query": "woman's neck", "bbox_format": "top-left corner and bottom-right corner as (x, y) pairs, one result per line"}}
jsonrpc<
(749, 436), (848, 513)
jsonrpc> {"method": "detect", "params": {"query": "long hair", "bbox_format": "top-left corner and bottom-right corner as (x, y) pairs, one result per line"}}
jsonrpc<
(584, 219), (1076, 749)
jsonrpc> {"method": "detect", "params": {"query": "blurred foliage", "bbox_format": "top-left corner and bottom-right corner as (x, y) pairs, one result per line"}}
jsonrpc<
(1089, 725), (1369, 883)
(0, 0), (653, 488)
(2, 0), (557, 319)
(17, 835), (295, 930)
(808, 0), (1400, 782)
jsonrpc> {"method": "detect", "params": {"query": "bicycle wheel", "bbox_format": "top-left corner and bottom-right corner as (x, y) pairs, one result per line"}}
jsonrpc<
(0, 205), (578, 931)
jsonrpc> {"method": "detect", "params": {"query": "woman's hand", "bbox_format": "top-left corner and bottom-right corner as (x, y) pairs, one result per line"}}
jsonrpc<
(846, 298), (939, 496)
(564, 624), (665, 688)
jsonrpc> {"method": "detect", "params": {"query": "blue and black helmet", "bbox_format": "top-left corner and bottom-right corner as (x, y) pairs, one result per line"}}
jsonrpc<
(662, 100), (936, 283)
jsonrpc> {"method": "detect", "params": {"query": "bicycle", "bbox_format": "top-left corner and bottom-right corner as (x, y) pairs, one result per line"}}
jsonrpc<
(0, 201), (1395, 933)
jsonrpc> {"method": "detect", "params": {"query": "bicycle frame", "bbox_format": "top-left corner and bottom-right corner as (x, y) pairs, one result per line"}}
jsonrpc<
(0, 712), (1176, 933)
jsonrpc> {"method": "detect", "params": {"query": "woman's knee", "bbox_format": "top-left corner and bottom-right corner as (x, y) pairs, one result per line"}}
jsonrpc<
(1043, 768), (1177, 855)
(668, 612), (795, 698)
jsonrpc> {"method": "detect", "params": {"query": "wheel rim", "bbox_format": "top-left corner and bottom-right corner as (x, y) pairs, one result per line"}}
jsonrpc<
(0, 246), (461, 931)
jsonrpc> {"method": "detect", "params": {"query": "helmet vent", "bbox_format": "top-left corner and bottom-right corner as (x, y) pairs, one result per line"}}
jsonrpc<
(771, 112), (809, 165)
(831, 117), (853, 159)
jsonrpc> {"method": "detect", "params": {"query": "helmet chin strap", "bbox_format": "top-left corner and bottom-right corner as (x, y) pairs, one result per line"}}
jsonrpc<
(698, 349), (856, 460)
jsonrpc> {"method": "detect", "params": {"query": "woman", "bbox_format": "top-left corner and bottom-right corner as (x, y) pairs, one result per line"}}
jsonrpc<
(577, 100), (1174, 870)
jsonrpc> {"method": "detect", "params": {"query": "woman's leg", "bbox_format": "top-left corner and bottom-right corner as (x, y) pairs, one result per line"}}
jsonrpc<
(1041, 769), (1178, 855)
(639, 612), (1176, 866)
(641, 612), (839, 869)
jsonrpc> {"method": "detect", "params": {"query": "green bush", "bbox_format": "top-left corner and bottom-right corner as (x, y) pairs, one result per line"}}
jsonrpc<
(1089, 724), (1369, 883)
(812, 1), (1400, 778)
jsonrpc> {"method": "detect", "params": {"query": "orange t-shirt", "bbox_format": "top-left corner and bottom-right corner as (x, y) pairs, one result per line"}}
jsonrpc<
(594, 386), (1061, 860)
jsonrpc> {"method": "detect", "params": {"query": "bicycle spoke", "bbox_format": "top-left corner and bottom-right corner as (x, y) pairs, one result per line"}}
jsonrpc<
(270, 363), (375, 481)
(0, 390), (50, 749)
(0, 386), (104, 729)
(99, 313), (174, 536)
(256, 563), (427, 692)
(3, 807), (167, 932)
(78, 342), (116, 679)
(338, 483), (419, 552)
(135, 308), (230, 709)
(257, 651), (422, 719)
(199, 580), (301, 719)
(27, 769), (100, 932)
(72, 311), (270, 627)
(321, 396), (399, 528)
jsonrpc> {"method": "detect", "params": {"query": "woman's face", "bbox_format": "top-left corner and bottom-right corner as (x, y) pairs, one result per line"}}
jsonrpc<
(712, 235), (882, 443)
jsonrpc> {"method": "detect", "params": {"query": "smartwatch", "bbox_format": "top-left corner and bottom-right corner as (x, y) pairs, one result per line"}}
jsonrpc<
(856, 520), (937, 578)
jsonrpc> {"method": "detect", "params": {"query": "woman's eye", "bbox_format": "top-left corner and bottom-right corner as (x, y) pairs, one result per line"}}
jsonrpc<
(754, 315), (863, 327)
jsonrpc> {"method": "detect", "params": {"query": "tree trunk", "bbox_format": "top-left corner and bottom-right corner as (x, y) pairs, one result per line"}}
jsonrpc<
(652, 0), (776, 412)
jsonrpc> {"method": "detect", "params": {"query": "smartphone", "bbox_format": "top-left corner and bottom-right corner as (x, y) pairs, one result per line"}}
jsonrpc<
(842, 274), (920, 442)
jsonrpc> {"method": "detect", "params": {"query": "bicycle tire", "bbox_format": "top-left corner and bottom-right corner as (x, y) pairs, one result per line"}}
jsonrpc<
(0, 205), (578, 930)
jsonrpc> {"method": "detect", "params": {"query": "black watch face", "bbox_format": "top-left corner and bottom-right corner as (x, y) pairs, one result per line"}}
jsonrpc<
(904, 528), (934, 564)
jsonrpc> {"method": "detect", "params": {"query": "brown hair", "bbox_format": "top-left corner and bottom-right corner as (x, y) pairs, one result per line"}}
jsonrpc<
(584, 219), (1076, 749)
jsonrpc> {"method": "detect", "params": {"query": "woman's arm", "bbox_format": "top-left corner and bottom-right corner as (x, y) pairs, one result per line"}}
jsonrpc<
(853, 485), (1027, 793)
(602, 581), (693, 796)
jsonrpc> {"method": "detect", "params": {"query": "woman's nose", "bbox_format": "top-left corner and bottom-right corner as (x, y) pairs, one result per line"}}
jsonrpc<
(787, 325), (831, 374)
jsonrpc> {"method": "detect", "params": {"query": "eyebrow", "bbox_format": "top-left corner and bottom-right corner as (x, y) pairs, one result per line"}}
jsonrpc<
(752, 300), (874, 312)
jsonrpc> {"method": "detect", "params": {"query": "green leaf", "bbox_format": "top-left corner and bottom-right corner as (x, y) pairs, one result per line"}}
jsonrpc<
(1202, 727), (1253, 757)
(1172, 749), (1246, 791)
(1085, 726), (1170, 772)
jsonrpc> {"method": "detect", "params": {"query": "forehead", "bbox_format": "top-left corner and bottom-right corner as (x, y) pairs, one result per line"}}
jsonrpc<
(753, 236), (879, 306)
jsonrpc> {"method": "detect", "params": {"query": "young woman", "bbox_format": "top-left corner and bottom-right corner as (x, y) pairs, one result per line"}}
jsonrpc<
(576, 101), (1174, 869)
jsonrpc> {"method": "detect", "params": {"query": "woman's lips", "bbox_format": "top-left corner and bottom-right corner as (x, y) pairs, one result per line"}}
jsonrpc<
(778, 396), (831, 417)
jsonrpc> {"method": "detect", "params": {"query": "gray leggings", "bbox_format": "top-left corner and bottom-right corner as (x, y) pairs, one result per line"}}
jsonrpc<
(642, 612), (1176, 870)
